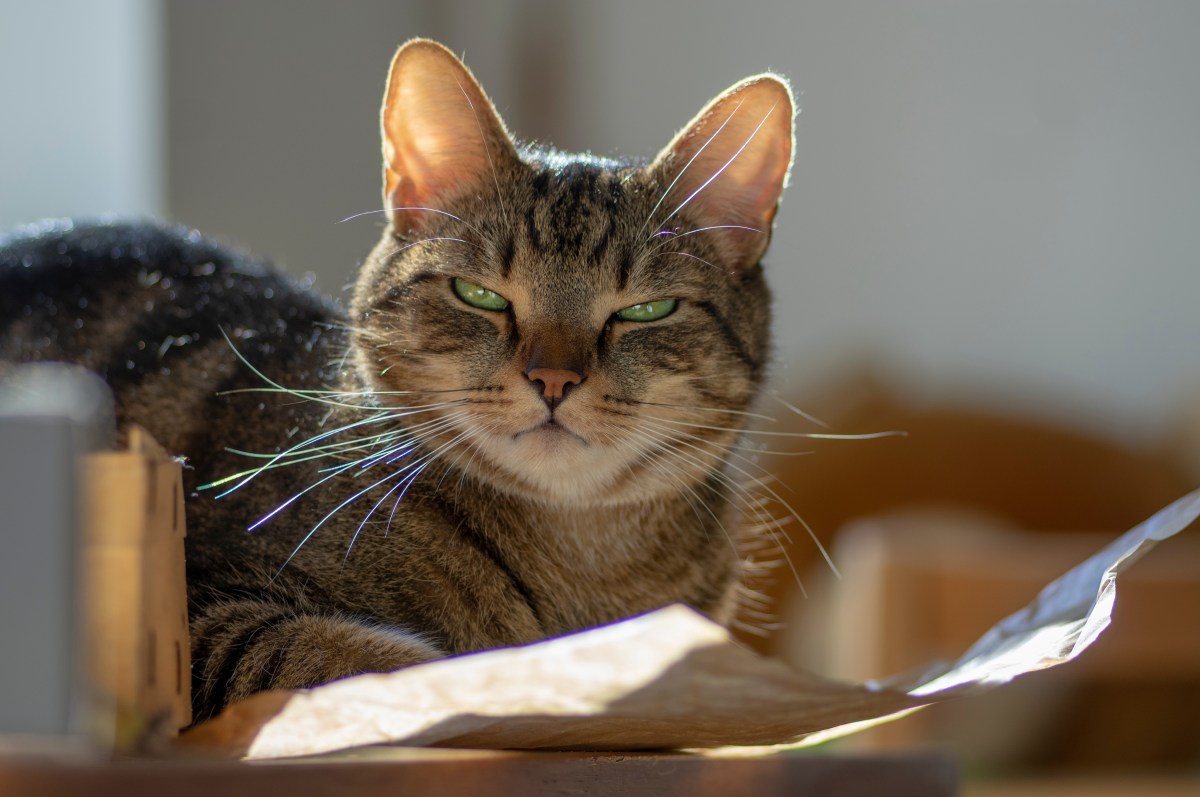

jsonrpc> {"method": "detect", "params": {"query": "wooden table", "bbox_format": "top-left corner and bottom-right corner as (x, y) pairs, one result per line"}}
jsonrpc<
(0, 749), (958, 796)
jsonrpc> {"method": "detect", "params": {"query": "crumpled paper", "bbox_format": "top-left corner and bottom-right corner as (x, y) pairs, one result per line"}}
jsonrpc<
(182, 489), (1200, 760)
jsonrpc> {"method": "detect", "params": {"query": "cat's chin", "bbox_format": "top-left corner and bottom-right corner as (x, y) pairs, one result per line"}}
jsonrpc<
(469, 422), (648, 506)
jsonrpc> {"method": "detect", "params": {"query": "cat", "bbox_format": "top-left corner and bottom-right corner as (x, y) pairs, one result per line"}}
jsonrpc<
(0, 39), (795, 723)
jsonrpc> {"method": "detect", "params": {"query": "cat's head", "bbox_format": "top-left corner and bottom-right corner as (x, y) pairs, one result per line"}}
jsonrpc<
(351, 39), (794, 506)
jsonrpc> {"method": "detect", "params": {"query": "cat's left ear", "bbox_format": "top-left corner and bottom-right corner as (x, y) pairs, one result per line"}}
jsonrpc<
(380, 39), (518, 236)
(651, 74), (795, 272)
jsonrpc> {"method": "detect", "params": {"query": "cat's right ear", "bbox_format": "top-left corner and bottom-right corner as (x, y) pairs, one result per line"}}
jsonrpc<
(380, 40), (517, 237)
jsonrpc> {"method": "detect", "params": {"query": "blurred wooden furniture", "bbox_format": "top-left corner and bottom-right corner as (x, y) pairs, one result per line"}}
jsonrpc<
(964, 775), (1200, 797)
(799, 510), (1200, 770)
(756, 374), (1195, 638)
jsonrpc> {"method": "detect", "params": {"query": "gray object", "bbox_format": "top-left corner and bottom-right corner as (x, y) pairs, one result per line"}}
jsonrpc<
(0, 364), (113, 739)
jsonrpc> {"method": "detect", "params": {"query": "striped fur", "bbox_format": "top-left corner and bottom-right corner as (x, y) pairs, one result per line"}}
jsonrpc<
(0, 40), (795, 722)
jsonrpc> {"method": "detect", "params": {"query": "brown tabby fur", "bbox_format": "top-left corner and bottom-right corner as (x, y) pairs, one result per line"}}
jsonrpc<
(0, 40), (795, 722)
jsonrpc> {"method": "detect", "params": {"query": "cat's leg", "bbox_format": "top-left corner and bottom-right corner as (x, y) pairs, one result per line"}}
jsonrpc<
(189, 599), (443, 720)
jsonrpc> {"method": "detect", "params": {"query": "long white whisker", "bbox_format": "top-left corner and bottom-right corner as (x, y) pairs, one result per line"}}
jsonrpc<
(205, 402), (470, 495)
(767, 392), (832, 429)
(654, 250), (722, 271)
(642, 417), (805, 480)
(277, 422), (474, 577)
(640, 444), (740, 561)
(640, 98), (745, 234)
(221, 385), (482, 398)
(659, 101), (779, 229)
(342, 424), (477, 561)
(642, 414), (905, 441)
(434, 420), (499, 493)
(223, 432), (404, 471)
(456, 78), (512, 239)
(343, 413), (469, 474)
(637, 423), (813, 593)
(618, 398), (778, 423)
(637, 422), (803, 598)
(377, 236), (483, 259)
(338, 206), (484, 238)
(652, 423), (838, 578)
(206, 412), (408, 495)
(239, 409), (466, 531)
(646, 223), (763, 250)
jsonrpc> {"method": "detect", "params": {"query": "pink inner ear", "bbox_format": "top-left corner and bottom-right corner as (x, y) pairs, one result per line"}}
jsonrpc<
(380, 41), (515, 235)
(653, 76), (795, 269)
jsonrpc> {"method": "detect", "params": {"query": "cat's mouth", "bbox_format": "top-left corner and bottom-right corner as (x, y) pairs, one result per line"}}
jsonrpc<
(514, 418), (589, 446)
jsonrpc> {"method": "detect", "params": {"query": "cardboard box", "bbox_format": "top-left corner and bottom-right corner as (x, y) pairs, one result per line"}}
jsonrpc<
(82, 426), (192, 746)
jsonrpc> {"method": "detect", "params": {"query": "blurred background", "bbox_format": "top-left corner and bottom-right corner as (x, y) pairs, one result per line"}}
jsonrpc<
(3, 0), (1199, 444)
(2, 0), (1199, 791)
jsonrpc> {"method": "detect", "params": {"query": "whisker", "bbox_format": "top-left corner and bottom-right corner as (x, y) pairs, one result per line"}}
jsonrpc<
(637, 422), (812, 594)
(456, 78), (512, 240)
(246, 456), (363, 533)
(203, 412), (409, 494)
(218, 328), (389, 412)
(203, 403), (470, 495)
(434, 420), (499, 493)
(767, 391), (831, 429)
(276, 462), (416, 576)
(341, 413), (468, 474)
(641, 413), (906, 441)
(342, 424), (477, 562)
(645, 223), (763, 250)
(375, 236), (483, 260)
(638, 423), (803, 597)
(657, 424), (837, 578)
(610, 397), (778, 423)
(651, 455), (733, 548)
(640, 98), (745, 234)
(275, 415), (474, 575)
(221, 432), (405, 472)
(337, 206), (485, 240)
(659, 100), (780, 230)
(653, 251), (722, 271)
(222, 385), (482, 398)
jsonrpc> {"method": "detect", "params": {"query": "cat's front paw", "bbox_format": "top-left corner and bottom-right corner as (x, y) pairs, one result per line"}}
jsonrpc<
(274, 613), (445, 689)
(192, 601), (444, 719)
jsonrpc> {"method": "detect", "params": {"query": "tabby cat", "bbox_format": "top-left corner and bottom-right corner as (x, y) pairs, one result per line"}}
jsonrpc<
(0, 40), (795, 722)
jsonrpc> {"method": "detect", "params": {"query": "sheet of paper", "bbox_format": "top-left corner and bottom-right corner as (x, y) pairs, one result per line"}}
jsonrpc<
(182, 489), (1200, 760)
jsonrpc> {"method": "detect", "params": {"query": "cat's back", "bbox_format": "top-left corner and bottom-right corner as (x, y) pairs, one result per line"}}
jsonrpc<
(0, 218), (332, 338)
(0, 219), (343, 457)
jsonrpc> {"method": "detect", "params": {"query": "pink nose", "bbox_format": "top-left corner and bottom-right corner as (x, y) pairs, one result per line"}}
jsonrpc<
(525, 367), (583, 401)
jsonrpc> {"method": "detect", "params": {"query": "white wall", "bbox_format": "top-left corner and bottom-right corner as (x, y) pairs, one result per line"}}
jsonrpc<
(0, 0), (163, 229)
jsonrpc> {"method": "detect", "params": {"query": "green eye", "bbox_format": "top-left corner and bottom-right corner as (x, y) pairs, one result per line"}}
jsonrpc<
(616, 298), (678, 322)
(453, 278), (509, 311)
